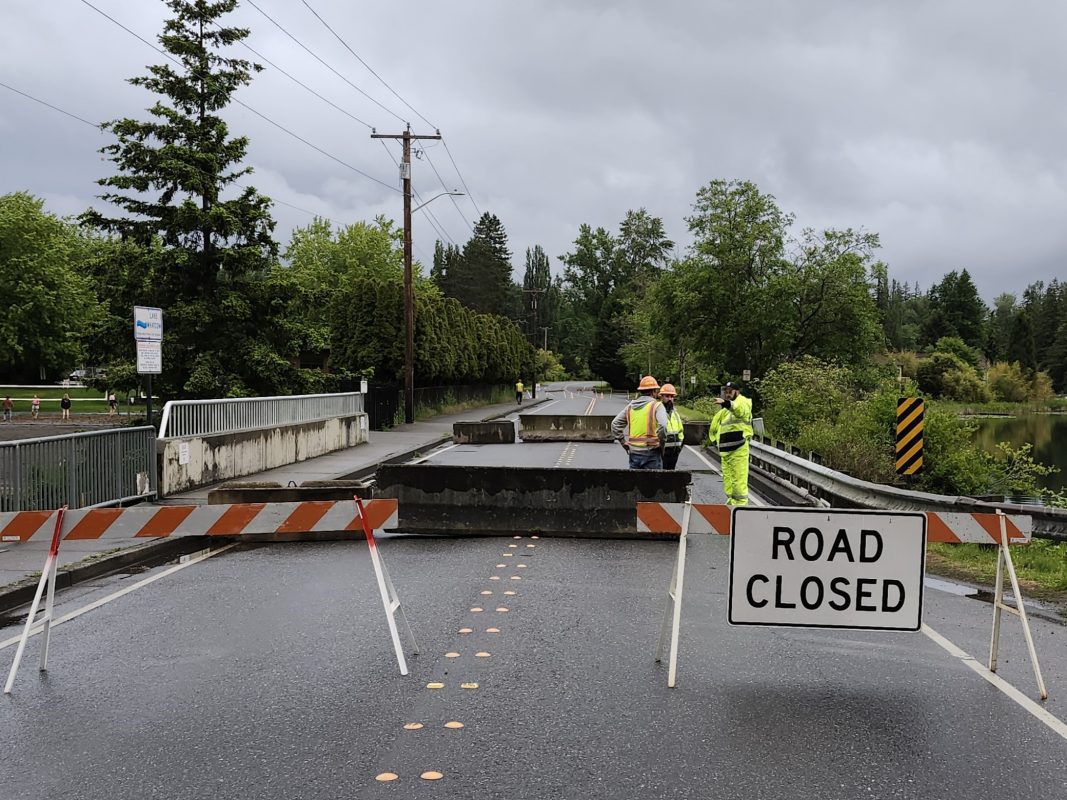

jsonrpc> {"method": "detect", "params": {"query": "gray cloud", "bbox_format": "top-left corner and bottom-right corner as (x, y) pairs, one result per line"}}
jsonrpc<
(3, 0), (1066, 300)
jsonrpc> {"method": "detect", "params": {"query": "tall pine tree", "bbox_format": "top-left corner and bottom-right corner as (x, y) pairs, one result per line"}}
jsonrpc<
(82, 0), (284, 398)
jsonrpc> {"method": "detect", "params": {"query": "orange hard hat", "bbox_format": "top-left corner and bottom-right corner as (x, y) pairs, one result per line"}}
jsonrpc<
(637, 375), (660, 391)
(659, 383), (677, 397)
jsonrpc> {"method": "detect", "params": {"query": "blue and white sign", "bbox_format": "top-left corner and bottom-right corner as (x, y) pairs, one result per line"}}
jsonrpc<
(133, 306), (163, 342)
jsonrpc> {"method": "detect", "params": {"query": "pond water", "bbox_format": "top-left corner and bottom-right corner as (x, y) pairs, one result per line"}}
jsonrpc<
(970, 414), (1067, 492)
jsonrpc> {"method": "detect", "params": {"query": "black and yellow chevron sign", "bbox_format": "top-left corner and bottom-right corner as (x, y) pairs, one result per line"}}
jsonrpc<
(896, 397), (925, 475)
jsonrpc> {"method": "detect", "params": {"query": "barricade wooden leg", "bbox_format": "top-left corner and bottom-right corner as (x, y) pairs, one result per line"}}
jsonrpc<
(5, 508), (66, 694)
(654, 501), (692, 688)
(988, 510), (1048, 701)
(355, 496), (417, 676)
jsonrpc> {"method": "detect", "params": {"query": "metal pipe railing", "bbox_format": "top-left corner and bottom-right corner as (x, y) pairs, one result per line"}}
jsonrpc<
(0, 427), (156, 512)
(157, 392), (364, 440)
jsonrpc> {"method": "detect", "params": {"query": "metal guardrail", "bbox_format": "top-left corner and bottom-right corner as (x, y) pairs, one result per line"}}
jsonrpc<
(747, 438), (1067, 542)
(158, 393), (364, 439)
(0, 427), (156, 512)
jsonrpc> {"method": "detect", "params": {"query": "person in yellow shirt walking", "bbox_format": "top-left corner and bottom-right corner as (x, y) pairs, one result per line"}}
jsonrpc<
(515, 380), (525, 405)
(708, 381), (753, 505)
(658, 383), (685, 470)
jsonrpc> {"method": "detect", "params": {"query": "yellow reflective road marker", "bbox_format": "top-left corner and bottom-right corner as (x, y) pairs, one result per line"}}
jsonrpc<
(489, 576), (501, 581)
(421, 771), (444, 781)
(896, 397), (925, 475)
(481, 590), (493, 595)
(495, 607), (509, 612)
(526, 544), (535, 548)
(509, 544), (518, 548)
(517, 563), (527, 568)
(496, 563), (506, 568)
(470, 607), (484, 612)
(486, 627), (500, 633)
(445, 652), (460, 658)
(461, 682), (479, 689)
(458, 627), (473, 634)
(475, 651), (491, 658)
(511, 576), (522, 581)
(426, 682), (444, 689)
(513, 536), (522, 539)
(531, 535), (540, 539)
(403, 723), (424, 730)
(504, 591), (516, 596)
(444, 721), (464, 729)
(376, 772), (399, 782)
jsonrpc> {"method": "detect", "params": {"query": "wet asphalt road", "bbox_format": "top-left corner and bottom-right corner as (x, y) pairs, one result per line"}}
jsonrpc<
(0, 387), (1065, 798)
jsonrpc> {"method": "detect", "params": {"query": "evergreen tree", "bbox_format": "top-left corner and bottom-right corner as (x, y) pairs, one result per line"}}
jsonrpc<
(923, 269), (987, 350)
(1007, 310), (1038, 371)
(81, 0), (281, 398)
(521, 245), (554, 345)
(448, 213), (516, 318)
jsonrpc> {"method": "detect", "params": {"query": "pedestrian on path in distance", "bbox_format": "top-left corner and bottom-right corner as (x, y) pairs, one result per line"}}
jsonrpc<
(515, 380), (525, 405)
(108, 392), (118, 416)
(708, 381), (753, 505)
(659, 384), (684, 470)
(2, 396), (12, 422)
(611, 375), (669, 469)
(30, 394), (40, 420)
(60, 393), (72, 420)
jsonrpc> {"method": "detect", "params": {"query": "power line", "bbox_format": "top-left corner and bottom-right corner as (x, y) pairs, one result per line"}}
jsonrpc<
(299, 0), (436, 130)
(231, 35), (373, 130)
(0, 81), (102, 129)
(442, 137), (482, 217)
(378, 139), (455, 246)
(244, 0), (407, 126)
(1, 78), (354, 228)
(418, 146), (474, 233)
(77, 0), (398, 192)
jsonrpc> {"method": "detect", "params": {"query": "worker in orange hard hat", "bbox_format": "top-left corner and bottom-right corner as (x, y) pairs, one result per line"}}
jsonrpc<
(611, 375), (669, 469)
(658, 384), (685, 470)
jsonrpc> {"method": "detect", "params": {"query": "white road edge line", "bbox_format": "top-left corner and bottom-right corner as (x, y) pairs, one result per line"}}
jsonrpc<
(921, 623), (1067, 742)
(0, 543), (239, 651)
(684, 445), (766, 507)
(409, 443), (460, 464)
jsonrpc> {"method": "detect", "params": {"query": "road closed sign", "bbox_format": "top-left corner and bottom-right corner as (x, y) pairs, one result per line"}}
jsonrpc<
(728, 508), (926, 631)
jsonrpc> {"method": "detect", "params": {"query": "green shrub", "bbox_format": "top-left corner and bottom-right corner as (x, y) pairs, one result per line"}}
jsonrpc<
(756, 356), (854, 441)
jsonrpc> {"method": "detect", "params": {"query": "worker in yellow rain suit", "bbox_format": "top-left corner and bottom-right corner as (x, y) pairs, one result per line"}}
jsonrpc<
(708, 381), (753, 505)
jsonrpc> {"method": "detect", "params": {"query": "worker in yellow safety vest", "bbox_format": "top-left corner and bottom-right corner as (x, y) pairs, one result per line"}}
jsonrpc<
(515, 380), (525, 405)
(611, 375), (669, 469)
(658, 383), (685, 470)
(708, 381), (753, 505)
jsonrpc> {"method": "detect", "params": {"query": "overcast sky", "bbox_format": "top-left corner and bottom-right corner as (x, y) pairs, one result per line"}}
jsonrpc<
(3, 0), (1065, 300)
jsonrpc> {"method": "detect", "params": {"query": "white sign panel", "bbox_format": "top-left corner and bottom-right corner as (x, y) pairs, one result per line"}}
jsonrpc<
(134, 306), (163, 341)
(178, 442), (190, 466)
(728, 508), (926, 631)
(136, 340), (162, 374)
(742, 369), (752, 381)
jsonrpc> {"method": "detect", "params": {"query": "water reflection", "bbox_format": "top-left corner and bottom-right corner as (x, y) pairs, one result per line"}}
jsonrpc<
(971, 414), (1067, 491)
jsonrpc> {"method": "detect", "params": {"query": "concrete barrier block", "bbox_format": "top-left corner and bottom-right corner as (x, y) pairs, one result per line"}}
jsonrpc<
(518, 414), (617, 442)
(683, 421), (710, 445)
(453, 421), (516, 444)
(209, 479), (373, 504)
(376, 464), (689, 538)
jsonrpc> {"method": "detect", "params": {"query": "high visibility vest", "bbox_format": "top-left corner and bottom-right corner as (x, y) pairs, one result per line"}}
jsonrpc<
(516, 382), (524, 392)
(664, 408), (684, 447)
(626, 401), (661, 448)
(709, 394), (753, 452)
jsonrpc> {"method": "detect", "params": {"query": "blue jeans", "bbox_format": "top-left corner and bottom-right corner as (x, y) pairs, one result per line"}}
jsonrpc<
(628, 449), (663, 470)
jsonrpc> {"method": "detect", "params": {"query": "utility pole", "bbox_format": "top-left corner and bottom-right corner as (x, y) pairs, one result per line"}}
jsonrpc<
(371, 125), (442, 424)
(522, 287), (544, 399)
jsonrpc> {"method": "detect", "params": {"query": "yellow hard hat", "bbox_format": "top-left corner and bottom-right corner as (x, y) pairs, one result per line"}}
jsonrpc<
(659, 383), (677, 397)
(638, 375), (660, 391)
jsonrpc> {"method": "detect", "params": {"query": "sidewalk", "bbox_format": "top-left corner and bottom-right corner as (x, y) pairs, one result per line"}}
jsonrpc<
(0, 397), (542, 609)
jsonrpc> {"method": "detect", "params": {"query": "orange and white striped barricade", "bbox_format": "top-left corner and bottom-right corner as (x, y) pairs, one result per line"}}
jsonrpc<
(0, 499), (399, 544)
(1, 499), (401, 690)
(354, 496), (419, 676)
(638, 503), (1046, 698)
(653, 500), (692, 688)
(4, 507), (67, 694)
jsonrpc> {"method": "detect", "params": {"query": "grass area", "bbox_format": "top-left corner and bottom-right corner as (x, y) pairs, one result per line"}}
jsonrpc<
(927, 540), (1067, 598)
(0, 386), (104, 399)
(936, 397), (1067, 415)
(673, 403), (709, 421)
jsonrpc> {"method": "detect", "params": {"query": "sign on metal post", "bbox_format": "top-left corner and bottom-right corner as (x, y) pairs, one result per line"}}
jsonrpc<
(728, 508), (926, 631)
(133, 306), (163, 341)
(742, 369), (751, 381)
(896, 397), (924, 475)
(136, 340), (162, 374)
